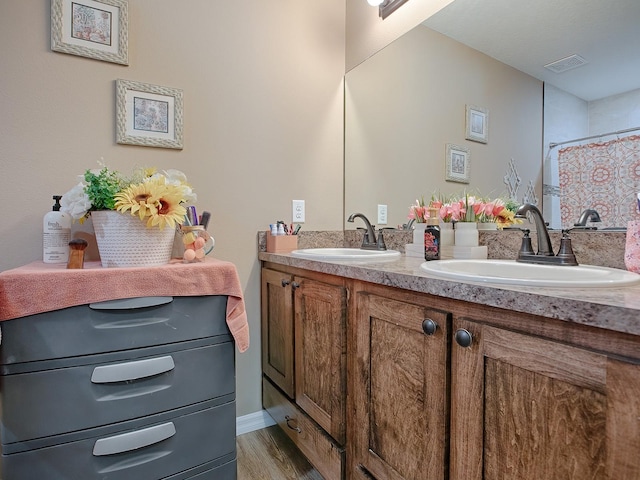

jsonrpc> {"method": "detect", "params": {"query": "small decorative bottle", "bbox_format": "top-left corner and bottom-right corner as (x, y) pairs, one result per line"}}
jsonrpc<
(424, 207), (440, 261)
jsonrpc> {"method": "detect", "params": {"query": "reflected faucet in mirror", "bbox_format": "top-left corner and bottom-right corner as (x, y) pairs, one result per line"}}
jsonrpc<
(574, 209), (602, 228)
(515, 204), (578, 266)
(347, 213), (387, 251)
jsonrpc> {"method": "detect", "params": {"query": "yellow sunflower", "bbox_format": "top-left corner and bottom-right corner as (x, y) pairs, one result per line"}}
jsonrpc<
(114, 180), (159, 221)
(495, 208), (523, 229)
(145, 182), (187, 229)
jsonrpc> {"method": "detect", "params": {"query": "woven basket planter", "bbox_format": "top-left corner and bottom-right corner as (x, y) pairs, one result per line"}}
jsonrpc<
(92, 210), (175, 268)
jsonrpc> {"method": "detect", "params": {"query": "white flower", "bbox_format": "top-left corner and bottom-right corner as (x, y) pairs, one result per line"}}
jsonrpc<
(60, 183), (92, 220)
(149, 169), (197, 205)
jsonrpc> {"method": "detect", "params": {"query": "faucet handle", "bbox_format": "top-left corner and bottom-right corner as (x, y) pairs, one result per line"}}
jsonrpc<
(518, 229), (534, 256)
(376, 228), (392, 251)
(556, 230), (579, 265)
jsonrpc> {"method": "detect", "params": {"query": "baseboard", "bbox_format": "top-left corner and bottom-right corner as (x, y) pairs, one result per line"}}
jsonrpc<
(236, 409), (276, 436)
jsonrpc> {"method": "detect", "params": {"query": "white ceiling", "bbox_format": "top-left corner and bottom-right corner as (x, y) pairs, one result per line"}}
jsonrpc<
(422, 0), (640, 102)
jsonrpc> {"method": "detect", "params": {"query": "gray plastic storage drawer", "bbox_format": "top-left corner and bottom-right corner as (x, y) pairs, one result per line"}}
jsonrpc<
(1, 340), (235, 444)
(1, 400), (236, 480)
(165, 454), (237, 479)
(0, 295), (229, 365)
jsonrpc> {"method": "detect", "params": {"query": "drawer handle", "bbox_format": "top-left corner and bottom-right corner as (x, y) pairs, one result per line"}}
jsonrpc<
(93, 422), (176, 456)
(285, 415), (302, 433)
(455, 329), (473, 348)
(422, 318), (438, 335)
(91, 356), (175, 383)
(89, 296), (174, 310)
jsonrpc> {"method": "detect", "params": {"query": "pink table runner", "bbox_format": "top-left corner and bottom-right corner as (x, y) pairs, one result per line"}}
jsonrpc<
(0, 258), (249, 352)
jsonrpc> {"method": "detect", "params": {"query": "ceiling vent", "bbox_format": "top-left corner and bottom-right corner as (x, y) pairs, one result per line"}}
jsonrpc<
(544, 54), (588, 73)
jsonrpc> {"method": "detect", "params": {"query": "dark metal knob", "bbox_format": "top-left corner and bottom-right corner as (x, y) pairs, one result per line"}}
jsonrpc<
(455, 329), (473, 348)
(422, 318), (438, 335)
(291, 281), (300, 290)
(281, 279), (290, 287)
(285, 415), (302, 433)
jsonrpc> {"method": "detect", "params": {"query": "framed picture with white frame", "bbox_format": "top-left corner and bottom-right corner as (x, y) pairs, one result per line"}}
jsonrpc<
(465, 104), (488, 144)
(445, 143), (470, 184)
(51, 0), (129, 65)
(116, 79), (184, 149)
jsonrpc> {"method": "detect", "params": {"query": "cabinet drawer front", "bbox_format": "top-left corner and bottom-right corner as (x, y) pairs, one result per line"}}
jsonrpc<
(1, 342), (235, 444)
(263, 378), (344, 480)
(1, 401), (236, 480)
(0, 296), (229, 365)
(164, 455), (237, 480)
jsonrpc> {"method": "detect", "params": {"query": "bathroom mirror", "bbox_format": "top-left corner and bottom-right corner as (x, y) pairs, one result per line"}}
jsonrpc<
(344, 0), (640, 229)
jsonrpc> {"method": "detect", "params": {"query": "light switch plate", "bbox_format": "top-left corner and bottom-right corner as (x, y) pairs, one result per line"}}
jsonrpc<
(293, 200), (305, 223)
(378, 204), (388, 225)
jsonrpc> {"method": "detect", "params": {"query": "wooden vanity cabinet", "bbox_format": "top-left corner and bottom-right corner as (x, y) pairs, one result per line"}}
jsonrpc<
(349, 282), (640, 480)
(261, 265), (348, 479)
(262, 263), (640, 480)
(349, 284), (450, 480)
(261, 268), (295, 397)
(450, 316), (640, 480)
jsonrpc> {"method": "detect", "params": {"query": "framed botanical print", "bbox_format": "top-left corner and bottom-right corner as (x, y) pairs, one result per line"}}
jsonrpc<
(116, 79), (184, 149)
(51, 0), (128, 65)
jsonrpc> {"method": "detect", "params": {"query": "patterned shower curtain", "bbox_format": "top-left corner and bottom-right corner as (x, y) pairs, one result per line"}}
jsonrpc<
(557, 134), (640, 228)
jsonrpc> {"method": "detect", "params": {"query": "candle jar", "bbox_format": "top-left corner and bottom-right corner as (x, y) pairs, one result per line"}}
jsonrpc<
(454, 222), (479, 247)
(180, 225), (215, 263)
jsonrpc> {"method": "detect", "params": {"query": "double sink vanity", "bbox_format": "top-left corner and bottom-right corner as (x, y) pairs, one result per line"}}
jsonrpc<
(259, 229), (640, 480)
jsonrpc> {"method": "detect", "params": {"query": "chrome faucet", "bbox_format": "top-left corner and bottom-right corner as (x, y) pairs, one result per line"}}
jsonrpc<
(515, 203), (578, 265)
(348, 212), (386, 250)
(574, 209), (601, 227)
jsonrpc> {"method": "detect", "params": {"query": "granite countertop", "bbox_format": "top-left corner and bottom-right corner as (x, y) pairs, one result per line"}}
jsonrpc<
(259, 251), (640, 338)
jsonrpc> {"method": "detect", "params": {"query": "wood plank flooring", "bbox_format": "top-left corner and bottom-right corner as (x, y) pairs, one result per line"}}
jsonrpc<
(237, 426), (324, 480)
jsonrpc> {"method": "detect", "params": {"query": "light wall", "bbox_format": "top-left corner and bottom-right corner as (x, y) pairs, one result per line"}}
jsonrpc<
(345, 25), (544, 227)
(0, 0), (345, 416)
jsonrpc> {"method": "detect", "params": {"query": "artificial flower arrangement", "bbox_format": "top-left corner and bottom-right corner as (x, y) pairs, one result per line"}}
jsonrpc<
(408, 192), (522, 229)
(60, 164), (197, 230)
(408, 196), (429, 223)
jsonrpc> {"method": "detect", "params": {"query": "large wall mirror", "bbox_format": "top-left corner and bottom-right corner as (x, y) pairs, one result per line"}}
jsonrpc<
(344, 0), (640, 231)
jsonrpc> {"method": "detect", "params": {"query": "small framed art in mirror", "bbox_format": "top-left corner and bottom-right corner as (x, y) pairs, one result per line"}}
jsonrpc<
(465, 104), (489, 144)
(445, 143), (470, 184)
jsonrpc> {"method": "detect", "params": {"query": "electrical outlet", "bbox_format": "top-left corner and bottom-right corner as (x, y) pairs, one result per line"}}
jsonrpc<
(378, 204), (388, 225)
(292, 200), (305, 223)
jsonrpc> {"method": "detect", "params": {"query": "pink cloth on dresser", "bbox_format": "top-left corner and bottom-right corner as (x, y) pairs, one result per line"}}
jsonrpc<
(0, 258), (249, 352)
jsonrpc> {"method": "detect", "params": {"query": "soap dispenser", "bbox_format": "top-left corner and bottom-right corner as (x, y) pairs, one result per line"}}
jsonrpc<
(43, 195), (71, 264)
(424, 207), (440, 261)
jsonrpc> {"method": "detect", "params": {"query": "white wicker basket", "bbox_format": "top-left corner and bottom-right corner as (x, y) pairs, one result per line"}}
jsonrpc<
(92, 210), (175, 268)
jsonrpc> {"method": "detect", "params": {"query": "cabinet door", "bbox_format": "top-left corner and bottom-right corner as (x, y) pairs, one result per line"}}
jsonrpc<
(451, 319), (640, 480)
(351, 292), (449, 480)
(261, 268), (295, 398)
(294, 276), (347, 445)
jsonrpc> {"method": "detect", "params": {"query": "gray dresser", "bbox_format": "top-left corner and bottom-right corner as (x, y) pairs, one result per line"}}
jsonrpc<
(0, 295), (236, 479)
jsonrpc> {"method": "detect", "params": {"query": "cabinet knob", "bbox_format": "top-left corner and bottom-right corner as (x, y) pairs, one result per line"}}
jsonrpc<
(291, 281), (300, 290)
(281, 279), (290, 287)
(422, 318), (438, 335)
(454, 329), (473, 348)
(285, 415), (302, 433)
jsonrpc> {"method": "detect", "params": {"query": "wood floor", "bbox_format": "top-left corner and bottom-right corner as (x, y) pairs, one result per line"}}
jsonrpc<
(237, 426), (324, 480)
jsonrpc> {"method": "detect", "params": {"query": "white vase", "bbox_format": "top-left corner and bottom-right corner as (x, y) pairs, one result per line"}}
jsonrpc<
(477, 222), (498, 231)
(413, 223), (427, 244)
(454, 222), (479, 247)
(92, 210), (176, 268)
(439, 221), (454, 246)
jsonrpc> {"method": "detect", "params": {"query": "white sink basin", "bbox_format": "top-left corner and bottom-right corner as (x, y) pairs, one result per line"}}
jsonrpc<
(420, 259), (640, 288)
(291, 248), (401, 261)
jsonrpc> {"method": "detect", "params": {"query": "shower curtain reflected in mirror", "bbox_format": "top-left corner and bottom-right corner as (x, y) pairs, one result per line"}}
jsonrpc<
(556, 135), (640, 229)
